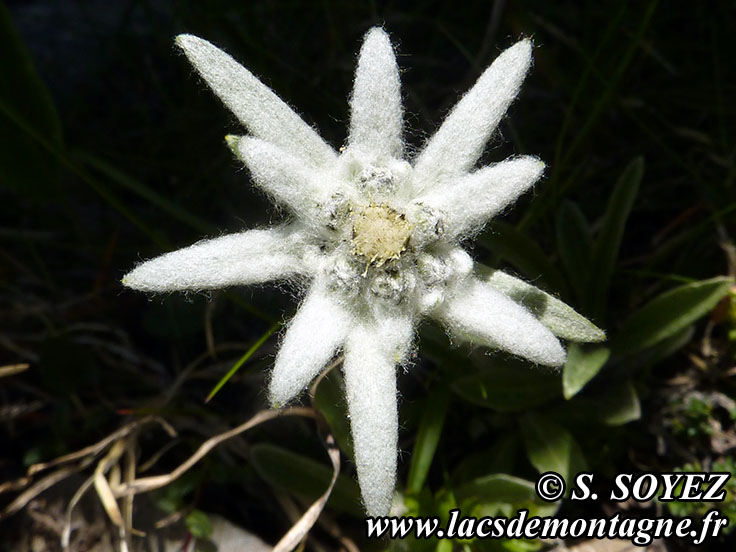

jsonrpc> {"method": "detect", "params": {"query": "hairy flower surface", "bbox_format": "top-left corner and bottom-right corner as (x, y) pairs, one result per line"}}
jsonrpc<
(123, 28), (604, 516)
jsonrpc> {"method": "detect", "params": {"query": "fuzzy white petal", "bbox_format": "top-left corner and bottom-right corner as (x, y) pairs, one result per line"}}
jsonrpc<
(122, 226), (305, 292)
(418, 156), (544, 238)
(269, 284), (352, 406)
(413, 39), (532, 190)
(434, 277), (566, 366)
(235, 136), (339, 220)
(347, 28), (403, 160)
(176, 34), (337, 167)
(342, 314), (413, 516)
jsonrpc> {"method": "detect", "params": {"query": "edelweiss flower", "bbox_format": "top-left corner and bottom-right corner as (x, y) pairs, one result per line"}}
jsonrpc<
(123, 28), (604, 516)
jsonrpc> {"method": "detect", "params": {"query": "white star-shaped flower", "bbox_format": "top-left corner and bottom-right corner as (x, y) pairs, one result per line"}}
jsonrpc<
(123, 28), (604, 516)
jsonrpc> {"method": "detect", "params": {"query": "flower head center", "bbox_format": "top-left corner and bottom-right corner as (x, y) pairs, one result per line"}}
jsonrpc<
(351, 203), (412, 266)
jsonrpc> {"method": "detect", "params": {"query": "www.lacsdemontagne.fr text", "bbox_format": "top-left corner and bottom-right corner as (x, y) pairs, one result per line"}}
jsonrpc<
(365, 508), (729, 546)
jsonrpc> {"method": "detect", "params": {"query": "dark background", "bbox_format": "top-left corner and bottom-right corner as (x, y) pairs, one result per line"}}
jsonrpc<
(2, 1), (735, 550)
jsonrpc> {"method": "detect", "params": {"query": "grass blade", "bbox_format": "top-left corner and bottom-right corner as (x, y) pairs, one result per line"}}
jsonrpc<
(205, 322), (280, 403)
(407, 386), (450, 494)
(584, 157), (644, 319)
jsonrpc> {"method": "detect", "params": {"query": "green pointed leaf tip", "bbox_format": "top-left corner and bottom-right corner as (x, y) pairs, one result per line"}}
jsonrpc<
(598, 380), (641, 426)
(613, 276), (733, 356)
(585, 157), (644, 319)
(206, 322), (279, 402)
(478, 266), (606, 343)
(562, 344), (611, 399)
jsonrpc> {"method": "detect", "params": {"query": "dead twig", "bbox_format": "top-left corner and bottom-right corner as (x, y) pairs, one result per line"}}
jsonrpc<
(273, 433), (340, 552)
(0, 363), (30, 377)
(114, 407), (316, 498)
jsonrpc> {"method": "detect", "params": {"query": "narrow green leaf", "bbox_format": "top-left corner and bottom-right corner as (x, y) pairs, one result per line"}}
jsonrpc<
(556, 200), (593, 301)
(479, 221), (569, 297)
(520, 412), (587, 482)
(0, 3), (62, 196)
(612, 276), (733, 356)
(626, 325), (695, 369)
(521, 2), (656, 228)
(557, 2), (657, 172)
(452, 360), (561, 412)
(562, 344), (610, 399)
(478, 266), (606, 343)
(205, 322), (280, 403)
(407, 387), (450, 494)
(250, 443), (363, 517)
(313, 370), (354, 460)
(0, 93), (165, 245)
(585, 158), (644, 319)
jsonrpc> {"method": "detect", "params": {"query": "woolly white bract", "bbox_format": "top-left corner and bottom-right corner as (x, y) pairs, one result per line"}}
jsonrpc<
(123, 28), (604, 516)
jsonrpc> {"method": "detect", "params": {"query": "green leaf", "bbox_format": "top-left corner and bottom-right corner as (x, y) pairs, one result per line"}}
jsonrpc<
(551, 378), (641, 427)
(556, 200), (593, 301)
(585, 158), (644, 319)
(313, 370), (354, 460)
(478, 266), (606, 343)
(153, 471), (203, 514)
(478, 221), (569, 297)
(451, 360), (561, 412)
(597, 379), (641, 426)
(627, 325), (695, 370)
(186, 510), (213, 539)
(612, 276), (733, 356)
(520, 412), (587, 482)
(435, 540), (453, 552)
(502, 539), (545, 552)
(407, 387), (450, 494)
(250, 443), (362, 517)
(0, 3), (63, 196)
(562, 344), (610, 399)
(454, 474), (558, 518)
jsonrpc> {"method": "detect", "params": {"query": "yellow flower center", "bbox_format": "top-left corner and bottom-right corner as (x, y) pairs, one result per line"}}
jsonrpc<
(351, 203), (412, 266)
